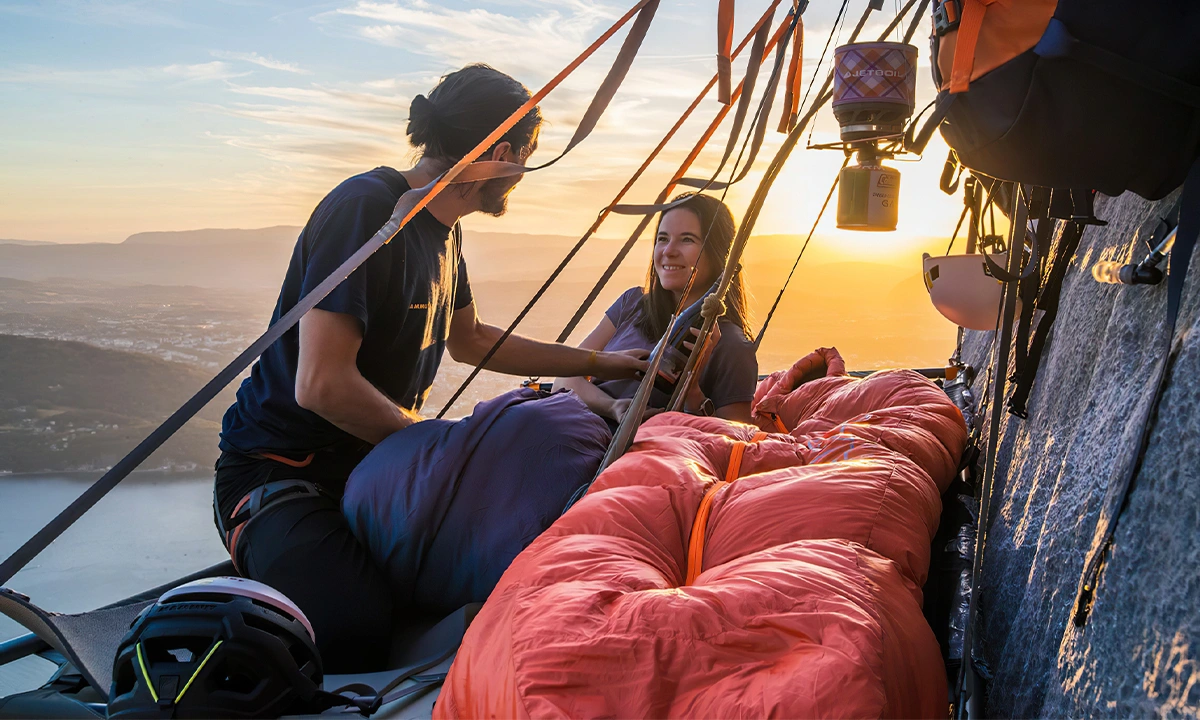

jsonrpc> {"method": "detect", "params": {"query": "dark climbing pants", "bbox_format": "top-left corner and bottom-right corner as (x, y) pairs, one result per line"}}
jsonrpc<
(213, 451), (394, 672)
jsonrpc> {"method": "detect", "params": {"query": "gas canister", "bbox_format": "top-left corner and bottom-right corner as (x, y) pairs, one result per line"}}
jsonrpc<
(837, 159), (901, 231)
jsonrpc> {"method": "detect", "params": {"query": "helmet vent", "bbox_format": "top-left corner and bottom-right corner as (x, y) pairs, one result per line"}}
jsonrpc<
(210, 658), (262, 695)
(113, 657), (137, 696)
(145, 636), (213, 664)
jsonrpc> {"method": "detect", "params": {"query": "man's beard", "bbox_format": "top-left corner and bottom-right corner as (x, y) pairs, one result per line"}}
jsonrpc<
(479, 178), (511, 217)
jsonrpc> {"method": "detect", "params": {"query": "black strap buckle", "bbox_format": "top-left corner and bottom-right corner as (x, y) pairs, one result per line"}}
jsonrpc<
(932, 0), (961, 35)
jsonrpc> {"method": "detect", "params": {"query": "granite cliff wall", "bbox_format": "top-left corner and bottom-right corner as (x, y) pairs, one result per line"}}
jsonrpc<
(959, 188), (1199, 717)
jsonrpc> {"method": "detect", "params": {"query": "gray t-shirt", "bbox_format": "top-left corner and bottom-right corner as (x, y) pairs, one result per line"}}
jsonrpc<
(594, 287), (758, 409)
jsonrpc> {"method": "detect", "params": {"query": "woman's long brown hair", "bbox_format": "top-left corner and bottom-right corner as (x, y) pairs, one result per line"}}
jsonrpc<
(634, 192), (753, 342)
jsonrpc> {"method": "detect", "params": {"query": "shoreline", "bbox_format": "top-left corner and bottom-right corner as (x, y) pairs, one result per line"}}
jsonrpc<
(0, 469), (211, 482)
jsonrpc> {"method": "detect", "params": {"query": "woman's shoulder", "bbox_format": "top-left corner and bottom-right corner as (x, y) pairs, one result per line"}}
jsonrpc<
(713, 319), (758, 364)
(606, 287), (646, 324)
(716, 319), (754, 348)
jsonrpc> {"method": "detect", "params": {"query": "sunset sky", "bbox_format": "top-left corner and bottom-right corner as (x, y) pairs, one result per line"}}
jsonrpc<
(0, 0), (963, 259)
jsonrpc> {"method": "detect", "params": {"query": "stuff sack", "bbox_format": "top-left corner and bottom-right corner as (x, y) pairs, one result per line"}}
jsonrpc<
(922, 0), (1200, 200)
(342, 388), (610, 615)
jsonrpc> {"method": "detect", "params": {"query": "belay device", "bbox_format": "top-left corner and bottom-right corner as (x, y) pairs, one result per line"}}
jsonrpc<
(830, 41), (918, 231)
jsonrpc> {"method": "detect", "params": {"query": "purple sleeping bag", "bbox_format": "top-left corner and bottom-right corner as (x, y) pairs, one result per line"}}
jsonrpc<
(342, 388), (610, 615)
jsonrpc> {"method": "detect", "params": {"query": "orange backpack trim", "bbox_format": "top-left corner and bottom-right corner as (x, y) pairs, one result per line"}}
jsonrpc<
(938, 0), (1057, 94)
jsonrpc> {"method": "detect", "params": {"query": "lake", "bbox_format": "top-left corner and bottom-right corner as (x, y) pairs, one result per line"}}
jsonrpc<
(0, 473), (226, 697)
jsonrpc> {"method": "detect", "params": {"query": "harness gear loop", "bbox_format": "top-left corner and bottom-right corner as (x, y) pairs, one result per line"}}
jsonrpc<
(217, 479), (328, 574)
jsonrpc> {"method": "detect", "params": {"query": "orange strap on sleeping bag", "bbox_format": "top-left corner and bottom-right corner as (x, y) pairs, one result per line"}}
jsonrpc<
(685, 431), (769, 584)
(717, 0), (736, 103)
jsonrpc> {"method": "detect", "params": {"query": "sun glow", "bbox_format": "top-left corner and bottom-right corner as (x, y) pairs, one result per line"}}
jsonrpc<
(743, 132), (967, 265)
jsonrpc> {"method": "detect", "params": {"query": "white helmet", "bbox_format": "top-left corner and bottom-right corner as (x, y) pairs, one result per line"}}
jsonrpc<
(922, 253), (1021, 331)
(159, 575), (316, 642)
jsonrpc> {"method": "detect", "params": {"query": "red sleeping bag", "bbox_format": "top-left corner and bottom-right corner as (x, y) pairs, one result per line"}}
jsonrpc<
(436, 348), (967, 718)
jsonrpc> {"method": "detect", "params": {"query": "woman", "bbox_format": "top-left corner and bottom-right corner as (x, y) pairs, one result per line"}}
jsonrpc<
(557, 193), (758, 424)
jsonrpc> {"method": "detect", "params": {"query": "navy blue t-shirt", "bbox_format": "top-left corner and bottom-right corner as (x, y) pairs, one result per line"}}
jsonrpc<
(594, 287), (758, 409)
(219, 167), (473, 457)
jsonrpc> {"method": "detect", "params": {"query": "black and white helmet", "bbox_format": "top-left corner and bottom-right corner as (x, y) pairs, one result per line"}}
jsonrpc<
(107, 576), (321, 719)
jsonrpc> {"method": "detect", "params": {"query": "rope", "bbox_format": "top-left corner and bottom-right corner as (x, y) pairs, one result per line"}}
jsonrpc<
(434, 0), (786, 418)
(0, 0), (662, 587)
(753, 157), (846, 350)
(955, 185), (1030, 717)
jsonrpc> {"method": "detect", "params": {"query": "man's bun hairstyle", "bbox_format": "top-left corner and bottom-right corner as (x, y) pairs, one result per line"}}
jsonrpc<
(407, 63), (542, 161)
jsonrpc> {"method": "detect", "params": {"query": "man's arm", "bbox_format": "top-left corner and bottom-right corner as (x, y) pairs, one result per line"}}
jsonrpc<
(446, 302), (648, 379)
(295, 308), (420, 444)
(553, 315), (624, 420)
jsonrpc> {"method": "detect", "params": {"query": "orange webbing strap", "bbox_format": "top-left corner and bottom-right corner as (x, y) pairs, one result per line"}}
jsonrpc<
(948, 0), (998, 94)
(256, 452), (314, 468)
(684, 431), (769, 585)
(224, 493), (254, 573)
(778, 15), (804, 132)
(717, 0), (736, 104)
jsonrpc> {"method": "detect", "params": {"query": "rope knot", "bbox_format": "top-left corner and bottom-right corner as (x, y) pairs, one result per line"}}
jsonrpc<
(700, 293), (726, 321)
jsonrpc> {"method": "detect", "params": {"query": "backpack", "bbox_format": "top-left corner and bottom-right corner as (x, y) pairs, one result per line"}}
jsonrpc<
(914, 0), (1200, 201)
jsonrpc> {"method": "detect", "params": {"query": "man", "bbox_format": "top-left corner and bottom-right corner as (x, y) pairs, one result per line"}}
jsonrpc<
(214, 64), (646, 670)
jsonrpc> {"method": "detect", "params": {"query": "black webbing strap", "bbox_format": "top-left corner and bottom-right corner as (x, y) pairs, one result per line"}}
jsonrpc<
(1074, 158), (1200, 625)
(612, 6), (790, 213)
(754, 157), (846, 350)
(1007, 220), (1085, 418)
(558, 13), (805, 342)
(678, 15), (789, 193)
(1009, 192), (1053, 391)
(0, 0), (660, 588)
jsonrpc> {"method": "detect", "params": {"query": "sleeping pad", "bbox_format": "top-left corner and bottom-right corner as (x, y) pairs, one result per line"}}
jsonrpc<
(342, 388), (610, 615)
(435, 348), (968, 718)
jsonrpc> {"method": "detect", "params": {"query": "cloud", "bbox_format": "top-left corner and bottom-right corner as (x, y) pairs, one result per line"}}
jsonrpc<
(317, 0), (620, 81)
(210, 51), (311, 75)
(162, 61), (249, 82)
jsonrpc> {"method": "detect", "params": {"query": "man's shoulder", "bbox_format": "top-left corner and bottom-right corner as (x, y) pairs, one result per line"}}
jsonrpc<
(325, 167), (406, 207)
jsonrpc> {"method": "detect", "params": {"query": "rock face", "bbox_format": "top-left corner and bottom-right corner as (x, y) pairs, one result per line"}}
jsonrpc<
(960, 188), (1199, 717)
